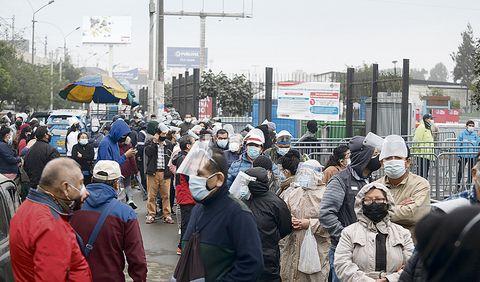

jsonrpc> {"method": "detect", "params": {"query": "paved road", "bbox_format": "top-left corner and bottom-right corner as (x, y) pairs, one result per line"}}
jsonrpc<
(127, 190), (179, 281)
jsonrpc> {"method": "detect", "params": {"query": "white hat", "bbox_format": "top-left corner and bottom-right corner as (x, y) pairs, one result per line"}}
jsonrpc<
(157, 123), (169, 133)
(244, 128), (265, 146)
(93, 160), (122, 181)
(379, 135), (408, 161)
(276, 130), (292, 138)
(67, 116), (80, 127)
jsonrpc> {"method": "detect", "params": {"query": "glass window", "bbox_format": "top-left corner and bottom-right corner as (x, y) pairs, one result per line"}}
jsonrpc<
(0, 192), (9, 241)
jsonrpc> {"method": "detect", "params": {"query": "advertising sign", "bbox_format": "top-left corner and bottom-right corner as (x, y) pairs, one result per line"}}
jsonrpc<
(113, 68), (139, 80)
(432, 109), (460, 123)
(82, 16), (132, 44)
(277, 81), (340, 121)
(198, 97), (212, 119)
(167, 47), (208, 68)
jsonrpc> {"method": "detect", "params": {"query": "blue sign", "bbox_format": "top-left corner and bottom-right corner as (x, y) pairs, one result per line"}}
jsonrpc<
(113, 68), (139, 80)
(167, 47), (208, 68)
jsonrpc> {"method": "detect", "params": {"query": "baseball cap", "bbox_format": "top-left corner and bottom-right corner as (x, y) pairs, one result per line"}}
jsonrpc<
(244, 128), (265, 146)
(93, 160), (122, 181)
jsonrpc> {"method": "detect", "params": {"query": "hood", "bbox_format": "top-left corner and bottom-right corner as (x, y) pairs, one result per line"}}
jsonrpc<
(108, 119), (131, 142)
(354, 182), (396, 232)
(349, 136), (375, 178)
(245, 167), (269, 195)
(85, 183), (117, 208)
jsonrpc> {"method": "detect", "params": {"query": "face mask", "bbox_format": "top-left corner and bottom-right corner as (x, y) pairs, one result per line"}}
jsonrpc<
(247, 146), (261, 160)
(217, 139), (228, 149)
(46, 134), (52, 143)
(175, 133), (181, 140)
(125, 136), (131, 145)
(384, 159), (406, 179)
(345, 158), (352, 166)
(92, 126), (99, 132)
(467, 126), (475, 133)
(15, 121), (22, 128)
(188, 174), (218, 202)
(79, 139), (88, 146)
(7, 135), (13, 145)
(119, 136), (127, 143)
(68, 183), (87, 200)
(362, 202), (389, 223)
(296, 174), (312, 188)
(185, 118), (192, 123)
(277, 147), (290, 156)
(159, 136), (166, 142)
(367, 155), (381, 173)
(229, 142), (240, 153)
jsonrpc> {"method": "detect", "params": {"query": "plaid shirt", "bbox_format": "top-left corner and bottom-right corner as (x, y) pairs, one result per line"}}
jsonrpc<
(447, 188), (479, 204)
(157, 143), (165, 170)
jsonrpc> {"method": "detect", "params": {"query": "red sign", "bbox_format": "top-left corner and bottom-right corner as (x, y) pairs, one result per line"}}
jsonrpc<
(198, 97), (212, 119)
(432, 109), (460, 123)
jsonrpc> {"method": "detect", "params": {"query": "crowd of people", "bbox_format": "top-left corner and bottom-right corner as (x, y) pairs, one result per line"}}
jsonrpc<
(1, 111), (480, 281)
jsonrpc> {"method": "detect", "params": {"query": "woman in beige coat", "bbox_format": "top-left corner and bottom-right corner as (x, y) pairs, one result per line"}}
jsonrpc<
(280, 160), (330, 281)
(334, 183), (414, 282)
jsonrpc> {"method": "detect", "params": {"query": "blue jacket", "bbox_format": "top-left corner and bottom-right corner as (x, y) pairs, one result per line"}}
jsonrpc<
(227, 153), (280, 188)
(97, 119), (131, 164)
(0, 141), (20, 174)
(223, 150), (240, 169)
(70, 183), (147, 281)
(456, 129), (479, 158)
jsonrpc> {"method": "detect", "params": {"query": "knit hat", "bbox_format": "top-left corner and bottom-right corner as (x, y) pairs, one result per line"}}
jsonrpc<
(147, 121), (159, 135)
(244, 128), (265, 146)
(253, 155), (273, 171)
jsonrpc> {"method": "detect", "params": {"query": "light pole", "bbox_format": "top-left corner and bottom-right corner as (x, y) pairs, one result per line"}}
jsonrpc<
(31, 0), (54, 64)
(63, 26), (80, 61)
(392, 60), (398, 76)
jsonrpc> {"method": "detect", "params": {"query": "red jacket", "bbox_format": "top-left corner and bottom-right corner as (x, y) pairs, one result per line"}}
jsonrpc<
(172, 150), (195, 205)
(119, 143), (138, 177)
(9, 189), (92, 282)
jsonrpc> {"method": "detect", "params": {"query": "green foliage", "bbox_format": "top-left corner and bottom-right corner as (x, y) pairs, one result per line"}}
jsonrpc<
(429, 62), (448, 82)
(430, 88), (444, 96)
(350, 64), (402, 100)
(451, 24), (476, 86)
(200, 70), (253, 116)
(410, 68), (428, 80)
(471, 39), (480, 109)
(451, 100), (461, 109)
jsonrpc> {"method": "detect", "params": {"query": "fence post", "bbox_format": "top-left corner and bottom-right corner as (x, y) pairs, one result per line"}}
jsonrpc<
(172, 76), (177, 111)
(401, 59), (410, 136)
(265, 67), (273, 121)
(346, 68), (354, 138)
(193, 68), (200, 118)
(371, 64), (378, 134)
(178, 74), (184, 117)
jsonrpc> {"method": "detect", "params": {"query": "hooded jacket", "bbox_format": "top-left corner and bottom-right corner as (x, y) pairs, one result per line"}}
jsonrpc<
(97, 119), (131, 165)
(24, 139), (59, 188)
(412, 122), (434, 160)
(334, 183), (414, 282)
(244, 167), (292, 282)
(319, 136), (375, 246)
(227, 152), (280, 188)
(9, 189), (92, 282)
(70, 183), (147, 282)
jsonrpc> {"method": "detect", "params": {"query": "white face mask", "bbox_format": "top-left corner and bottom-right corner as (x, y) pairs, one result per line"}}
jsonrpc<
(384, 159), (407, 179)
(68, 183), (87, 199)
(92, 126), (99, 133)
(79, 139), (88, 146)
(229, 142), (240, 153)
(277, 147), (290, 156)
(185, 118), (192, 123)
(188, 174), (218, 202)
(217, 139), (228, 149)
(467, 126), (475, 133)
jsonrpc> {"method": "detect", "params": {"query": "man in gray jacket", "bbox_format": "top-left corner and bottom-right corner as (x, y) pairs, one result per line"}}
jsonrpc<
(319, 136), (382, 282)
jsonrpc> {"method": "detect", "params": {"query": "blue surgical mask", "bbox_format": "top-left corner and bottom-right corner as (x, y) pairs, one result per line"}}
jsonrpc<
(247, 146), (261, 160)
(383, 159), (406, 179)
(188, 174), (218, 202)
(217, 139), (228, 149)
(277, 147), (290, 156)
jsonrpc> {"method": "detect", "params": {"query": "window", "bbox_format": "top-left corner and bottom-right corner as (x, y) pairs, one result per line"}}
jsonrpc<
(0, 192), (9, 241)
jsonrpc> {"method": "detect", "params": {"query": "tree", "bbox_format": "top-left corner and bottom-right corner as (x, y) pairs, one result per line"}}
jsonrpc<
(451, 24), (476, 86)
(471, 39), (480, 108)
(410, 68), (428, 80)
(429, 62), (448, 82)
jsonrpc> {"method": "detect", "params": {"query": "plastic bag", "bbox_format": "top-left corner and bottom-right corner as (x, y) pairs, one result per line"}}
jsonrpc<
(229, 171), (256, 200)
(298, 226), (321, 274)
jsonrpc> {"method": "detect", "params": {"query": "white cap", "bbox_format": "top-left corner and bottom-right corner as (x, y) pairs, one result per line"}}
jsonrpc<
(244, 128), (265, 146)
(67, 116), (80, 127)
(380, 135), (408, 161)
(277, 130), (292, 138)
(157, 123), (169, 133)
(93, 160), (122, 181)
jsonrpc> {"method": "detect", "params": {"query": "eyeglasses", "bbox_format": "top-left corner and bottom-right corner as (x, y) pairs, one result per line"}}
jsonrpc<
(363, 198), (387, 205)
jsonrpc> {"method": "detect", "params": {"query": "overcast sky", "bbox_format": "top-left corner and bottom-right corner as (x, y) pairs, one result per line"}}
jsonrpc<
(2, 0), (480, 79)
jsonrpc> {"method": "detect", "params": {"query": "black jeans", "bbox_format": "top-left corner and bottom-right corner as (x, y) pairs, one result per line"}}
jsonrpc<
(178, 204), (195, 249)
(457, 157), (475, 187)
(416, 157), (430, 179)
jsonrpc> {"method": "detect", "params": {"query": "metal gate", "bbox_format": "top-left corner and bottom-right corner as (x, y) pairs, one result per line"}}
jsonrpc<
(172, 69), (200, 118)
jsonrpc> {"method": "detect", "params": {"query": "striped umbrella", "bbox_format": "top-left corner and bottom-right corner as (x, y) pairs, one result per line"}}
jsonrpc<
(58, 75), (128, 103)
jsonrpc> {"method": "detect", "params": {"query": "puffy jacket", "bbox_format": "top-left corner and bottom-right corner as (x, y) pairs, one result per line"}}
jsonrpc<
(70, 183), (147, 282)
(24, 139), (59, 188)
(97, 119), (131, 165)
(227, 152), (280, 188)
(0, 140), (20, 174)
(412, 122), (434, 160)
(244, 167), (292, 282)
(223, 150), (240, 169)
(119, 143), (138, 177)
(144, 139), (174, 178)
(9, 189), (92, 282)
(172, 150), (195, 205)
(334, 183), (414, 282)
(456, 129), (479, 158)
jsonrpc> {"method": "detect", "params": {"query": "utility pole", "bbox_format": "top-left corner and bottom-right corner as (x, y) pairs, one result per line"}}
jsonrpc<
(148, 0), (156, 116)
(199, 16), (206, 74)
(156, 0), (164, 115)
(50, 51), (54, 110)
(31, 1), (54, 65)
(44, 35), (47, 57)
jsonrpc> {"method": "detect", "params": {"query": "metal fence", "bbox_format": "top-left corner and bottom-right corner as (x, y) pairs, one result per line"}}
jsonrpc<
(291, 141), (479, 200)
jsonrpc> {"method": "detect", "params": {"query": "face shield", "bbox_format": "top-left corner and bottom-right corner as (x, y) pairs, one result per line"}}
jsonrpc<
(363, 132), (384, 153)
(294, 160), (323, 189)
(229, 171), (256, 200)
(177, 140), (215, 177)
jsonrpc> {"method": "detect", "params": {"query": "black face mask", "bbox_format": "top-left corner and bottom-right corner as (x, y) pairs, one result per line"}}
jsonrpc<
(15, 121), (22, 128)
(367, 155), (381, 173)
(46, 134), (52, 143)
(119, 136), (127, 143)
(159, 136), (167, 142)
(362, 202), (389, 223)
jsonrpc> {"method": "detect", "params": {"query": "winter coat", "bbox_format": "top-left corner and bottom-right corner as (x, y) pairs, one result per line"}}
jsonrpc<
(456, 129), (480, 158)
(223, 150), (240, 169)
(17, 138), (28, 155)
(71, 143), (95, 173)
(9, 189), (92, 281)
(322, 165), (345, 184)
(70, 183), (147, 282)
(89, 131), (104, 148)
(144, 139), (173, 178)
(279, 180), (331, 281)
(0, 140), (20, 174)
(66, 130), (80, 157)
(119, 143), (138, 177)
(244, 168), (293, 281)
(264, 146), (283, 165)
(179, 122), (194, 136)
(227, 152), (280, 188)
(97, 119), (131, 165)
(182, 185), (264, 281)
(24, 139), (59, 188)
(375, 173), (431, 237)
(412, 122), (434, 160)
(172, 150), (195, 205)
(334, 183), (414, 282)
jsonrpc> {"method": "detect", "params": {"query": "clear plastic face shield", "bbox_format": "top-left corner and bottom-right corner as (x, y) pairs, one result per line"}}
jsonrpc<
(176, 139), (215, 177)
(294, 160), (324, 189)
(363, 132), (384, 154)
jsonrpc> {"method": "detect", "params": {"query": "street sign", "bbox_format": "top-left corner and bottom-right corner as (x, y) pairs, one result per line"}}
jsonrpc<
(167, 47), (208, 69)
(82, 16), (132, 44)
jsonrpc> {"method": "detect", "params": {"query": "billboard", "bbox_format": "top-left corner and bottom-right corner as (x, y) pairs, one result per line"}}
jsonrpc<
(198, 97), (213, 119)
(277, 81), (340, 121)
(113, 68), (139, 80)
(167, 47), (207, 68)
(82, 16), (131, 44)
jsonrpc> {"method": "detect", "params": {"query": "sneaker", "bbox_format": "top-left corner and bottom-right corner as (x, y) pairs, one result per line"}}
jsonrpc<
(145, 215), (155, 224)
(176, 247), (182, 255)
(128, 200), (138, 210)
